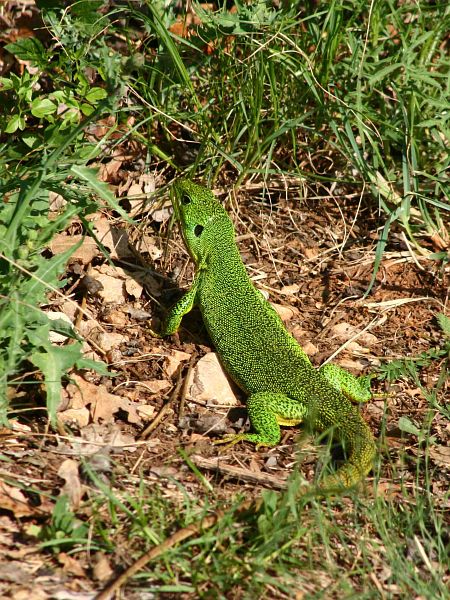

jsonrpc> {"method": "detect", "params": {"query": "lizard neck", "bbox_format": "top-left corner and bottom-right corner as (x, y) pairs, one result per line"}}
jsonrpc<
(203, 238), (249, 284)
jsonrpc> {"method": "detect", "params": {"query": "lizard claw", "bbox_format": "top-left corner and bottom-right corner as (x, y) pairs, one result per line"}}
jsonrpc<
(212, 433), (247, 449)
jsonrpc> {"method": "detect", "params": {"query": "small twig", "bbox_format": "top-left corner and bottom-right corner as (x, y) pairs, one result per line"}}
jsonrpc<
(138, 372), (183, 440)
(95, 499), (258, 600)
(178, 353), (197, 426)
(191, 454), (288, 490)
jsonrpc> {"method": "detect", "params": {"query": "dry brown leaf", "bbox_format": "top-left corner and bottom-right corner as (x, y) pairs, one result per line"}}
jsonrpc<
(58, 407), (90, 428)
(271, 302), (299, 321)
(124, 277), (143, 298)
(134, 233), (163, 261)
(98, 157), (123, 182)
(279, 284), (300, 296)
(302, 341), (319, 356)
(12, 588), (49, 600)
(49, 190), (67, 211)
(92, 218), (133, 260)
(66, 374), (141, 425)
(57, 552), (86, 577)
(330, 322), (378, 346)
(336, 358), (369, 373)
(136, 405), (156, 420)
(55, 423), (141, 457)
(0, 481), (52, 517)
(164, 349), (191, 378)
(102, 309), (128, 327)
(50, 233), (99, 265)
(426, 445), (450, 468)
(93, 553), (114, 582)
(57, 459), (82, 509)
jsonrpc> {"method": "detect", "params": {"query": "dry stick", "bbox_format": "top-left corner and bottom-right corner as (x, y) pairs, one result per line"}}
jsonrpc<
(95, 499), (258, 600)
(138, 370), (184, 440)
(191, 454), (287, 490)
(178, 353), (196, 426)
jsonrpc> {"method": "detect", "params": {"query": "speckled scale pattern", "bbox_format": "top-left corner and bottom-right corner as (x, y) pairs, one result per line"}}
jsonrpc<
(167, 179), (376, 490)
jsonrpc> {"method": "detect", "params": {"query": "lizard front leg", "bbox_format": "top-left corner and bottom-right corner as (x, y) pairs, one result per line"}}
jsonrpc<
(150, 272), (201, 337)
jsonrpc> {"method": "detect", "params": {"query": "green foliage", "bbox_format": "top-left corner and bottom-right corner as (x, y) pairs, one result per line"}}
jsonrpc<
(38, 496), (91, 553)
(0, 1), (126, 424)
(124, 0), (448, 286)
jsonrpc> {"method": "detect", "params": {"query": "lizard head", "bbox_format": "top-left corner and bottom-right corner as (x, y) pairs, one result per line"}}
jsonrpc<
(172, 179), (234, 264)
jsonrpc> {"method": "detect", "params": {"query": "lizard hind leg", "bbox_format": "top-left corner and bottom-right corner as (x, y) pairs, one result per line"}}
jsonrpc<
(214, 391), (308, 450)
(319, 363), (373, 403)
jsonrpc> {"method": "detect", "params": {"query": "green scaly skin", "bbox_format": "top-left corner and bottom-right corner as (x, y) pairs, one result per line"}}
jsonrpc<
(159, 179), (376, 491)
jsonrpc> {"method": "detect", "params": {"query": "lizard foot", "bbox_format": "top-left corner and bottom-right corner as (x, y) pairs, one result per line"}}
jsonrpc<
(212, 433), (247, 449)
(213, 433), (274, 451)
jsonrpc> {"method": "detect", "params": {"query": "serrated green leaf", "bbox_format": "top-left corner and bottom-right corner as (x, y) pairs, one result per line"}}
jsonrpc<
(368, 63), (402, 85)
(85, 87), (108, 103)
(31, 98), (57, 118)
(76, 357), (111, 375)
(436, 313), (450, 338)
(30, 342), (83, 425)
(70, 165), (134, 223)
(0, 77), (14, 91)
(5, 114), (24, 134)
(4, 37), (46, 65)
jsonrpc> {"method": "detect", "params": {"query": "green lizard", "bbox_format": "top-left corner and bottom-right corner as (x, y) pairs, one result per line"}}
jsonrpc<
(157, 179), (376, 490)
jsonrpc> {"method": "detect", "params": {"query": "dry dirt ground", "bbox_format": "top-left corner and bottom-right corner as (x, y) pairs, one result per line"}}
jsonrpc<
(0, 173), (449, 598)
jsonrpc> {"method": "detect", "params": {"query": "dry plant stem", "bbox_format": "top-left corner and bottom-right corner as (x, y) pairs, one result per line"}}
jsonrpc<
(191, 454), (287, 489)
(138, 372), (183, 440)
(178, 353), (196, 425)
(95, 499), (258, 600)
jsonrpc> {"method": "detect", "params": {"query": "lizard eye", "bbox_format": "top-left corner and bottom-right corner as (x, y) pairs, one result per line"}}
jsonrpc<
(194, 224), (204, 237)
(181, 193), (191, 205)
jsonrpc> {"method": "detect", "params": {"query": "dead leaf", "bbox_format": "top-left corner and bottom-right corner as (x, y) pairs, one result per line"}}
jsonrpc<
(102, 309), (128, 327)
(271, 302), (299, 321)
(55, 423), (141, 457)
(58, 552), (86, 577)
(302, 341), (319, 356)
(58, 407), (90, 428)
(124, 277), (143, 298)
(92, 270), (125, 303)
(49, 190), (67, 211)
(93, 553), (114, 582)
(0, 561), (31, 583)
(65, 374), (141, 425)
(96, 331), (127, 352)
(58, 459), (82, 509)
(0, 481), (52, 517)
(330, 322), (378, 346)
(164, 349), (191, 378)
(151, 201), (172, 223)
(98, 157), (123, 183)
(427, 445), (450, 468)
(336, 358), (369, 373)
(50, 233), (99, 265)
(135, 404), (155, 420)
(92, 218), (133, 260)
(134, 234), (163, 260)
(280, 284), (300, 296)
